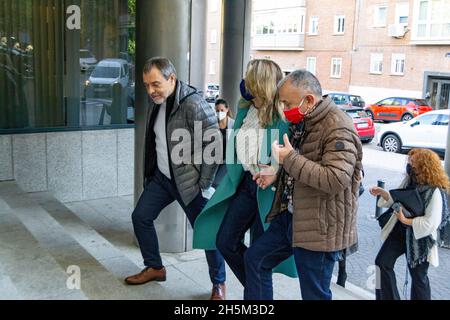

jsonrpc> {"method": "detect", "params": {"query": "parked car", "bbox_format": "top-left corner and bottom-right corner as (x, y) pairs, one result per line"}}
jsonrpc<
(328, 93), (365, 108)
(86, 59), (131, 98)
(205, 83), (220, 102)
(365, 97), (432, 122)
(377, 109), (449, 154)
(339, 107), (375, 143)
(79, 49), (97, 72)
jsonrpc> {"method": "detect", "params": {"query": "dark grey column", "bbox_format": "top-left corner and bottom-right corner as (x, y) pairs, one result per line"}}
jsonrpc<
(189, 0), (208, 94)
(220, 0), (252, 115)
(135, 0), (206, 253)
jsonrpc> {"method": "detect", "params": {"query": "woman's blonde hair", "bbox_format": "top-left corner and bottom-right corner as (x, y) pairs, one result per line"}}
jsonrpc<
(408, 148), (450, 191)
(243, 59), (283, 128)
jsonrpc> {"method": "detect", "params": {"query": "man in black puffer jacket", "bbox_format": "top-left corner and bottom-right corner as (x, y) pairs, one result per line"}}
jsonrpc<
(125, 57), (226, 300)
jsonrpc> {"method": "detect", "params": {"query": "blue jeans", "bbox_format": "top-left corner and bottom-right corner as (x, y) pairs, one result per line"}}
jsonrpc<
(132, 168), (226, 285)
(216, 172), (264, 286)
(244, 211), (339, 300)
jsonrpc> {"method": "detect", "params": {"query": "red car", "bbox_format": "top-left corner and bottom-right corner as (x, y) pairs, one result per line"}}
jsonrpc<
(365, 97), (432, 122)
(340, 107), (375, 143)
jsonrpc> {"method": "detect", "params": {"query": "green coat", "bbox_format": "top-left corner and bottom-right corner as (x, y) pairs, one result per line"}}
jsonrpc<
(193, 102), (298, 278)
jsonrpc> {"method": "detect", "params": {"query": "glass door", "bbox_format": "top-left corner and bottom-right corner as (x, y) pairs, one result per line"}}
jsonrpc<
(440, 82), (450, 110)
(429, 80), (450, 110)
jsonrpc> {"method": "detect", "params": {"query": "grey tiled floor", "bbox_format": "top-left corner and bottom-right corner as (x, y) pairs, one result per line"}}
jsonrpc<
(0, 181), (372, 300)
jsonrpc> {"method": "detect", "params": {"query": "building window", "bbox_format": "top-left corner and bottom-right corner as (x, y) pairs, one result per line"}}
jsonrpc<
(374, 5), (388, 27)
(0, 0), (135, 131)
(396, 2), (410, 25)
(309, 17), (319, 35)
(209, 59), (216, 75)
(370, 53), (384, 74)
(413, 0), (450, 40)
(210, 29), (217, 44)
(334, 15), (345, 34)
(306, 57), (317, 75)
(391, 53), (406, 75)
(277, 14), (302, 34)
(254, 13), (276, 35)
(330, 58), (342, 78)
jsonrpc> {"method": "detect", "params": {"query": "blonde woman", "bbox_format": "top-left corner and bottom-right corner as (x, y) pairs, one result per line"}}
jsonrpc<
(193, 59), (296, 299)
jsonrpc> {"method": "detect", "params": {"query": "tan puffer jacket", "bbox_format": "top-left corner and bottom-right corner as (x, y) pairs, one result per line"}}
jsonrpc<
(268, 96), (363, 252)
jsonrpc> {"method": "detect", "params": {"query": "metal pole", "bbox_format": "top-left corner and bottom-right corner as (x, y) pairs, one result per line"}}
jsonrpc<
(444, 115), (450, 175)
(375, 180), (385, 218)
(443, 116), (450, 249)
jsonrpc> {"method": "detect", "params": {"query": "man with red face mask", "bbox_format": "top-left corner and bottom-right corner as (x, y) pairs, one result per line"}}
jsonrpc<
(247, 70), (363, 300)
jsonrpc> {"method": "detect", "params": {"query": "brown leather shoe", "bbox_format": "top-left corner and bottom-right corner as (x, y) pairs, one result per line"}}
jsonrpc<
(210, 283), (226, 300)
(124, 267), (166, 285)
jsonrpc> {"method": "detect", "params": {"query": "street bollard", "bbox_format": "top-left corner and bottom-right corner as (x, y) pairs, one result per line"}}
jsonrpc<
(375, 180), (385, 219)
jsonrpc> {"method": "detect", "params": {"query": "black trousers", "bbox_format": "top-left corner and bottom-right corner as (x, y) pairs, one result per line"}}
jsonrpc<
(375, 222), (431, 300)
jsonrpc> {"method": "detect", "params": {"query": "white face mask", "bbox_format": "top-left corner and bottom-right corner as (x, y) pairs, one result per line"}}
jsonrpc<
(217, 111), (227, 121)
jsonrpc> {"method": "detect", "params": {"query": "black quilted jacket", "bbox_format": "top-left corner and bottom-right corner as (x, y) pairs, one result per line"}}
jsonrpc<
(143, 80), (220, 206)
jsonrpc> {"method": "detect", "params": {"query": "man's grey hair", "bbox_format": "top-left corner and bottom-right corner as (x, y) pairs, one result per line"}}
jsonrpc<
(278, 69), (322, 98)
(143, 57), (177, 80)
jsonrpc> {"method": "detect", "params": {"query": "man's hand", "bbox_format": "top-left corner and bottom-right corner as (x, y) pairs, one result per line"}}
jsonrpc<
(253, 165), (277, 190)
(272, 134), (294, 165)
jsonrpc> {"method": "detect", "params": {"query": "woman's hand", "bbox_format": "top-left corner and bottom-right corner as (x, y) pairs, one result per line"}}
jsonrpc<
(369, 186), (390, 201)
(253, 165), (278, 190)
(395, 207), (413, 226)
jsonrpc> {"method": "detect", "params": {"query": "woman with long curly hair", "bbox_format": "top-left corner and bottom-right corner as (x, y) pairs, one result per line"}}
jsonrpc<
(369, 148), (450, 300)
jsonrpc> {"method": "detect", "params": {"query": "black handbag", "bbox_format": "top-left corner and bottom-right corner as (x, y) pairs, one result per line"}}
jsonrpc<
(389, 188), (424, 218)
(376, 207), (393, 228)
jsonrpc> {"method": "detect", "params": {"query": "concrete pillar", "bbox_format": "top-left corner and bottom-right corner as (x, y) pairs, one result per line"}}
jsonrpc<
(190, 0), (208, 94)
(220, 0), (252, 115)
(135, 0), (206, 253)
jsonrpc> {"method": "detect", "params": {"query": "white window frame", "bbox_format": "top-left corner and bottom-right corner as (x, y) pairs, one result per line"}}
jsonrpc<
(412, 0), (450, 40)
(330, 57), (342, 78)
(370, 53), (384, 74)
(209, 59), (216, 75)
(306, 57), (317, 75)
(299, 14), (306, 34)
(373, 5), (388, 27)
(309, 17), (319, 35)
(395, 2), (410, 26)
(334, 15), (346, 34)
(391, 53), (406, 75)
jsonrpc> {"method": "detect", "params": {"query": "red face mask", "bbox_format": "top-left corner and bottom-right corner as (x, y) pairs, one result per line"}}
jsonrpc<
(283, 98), (307, 124)
(283, 107), (306, 124)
